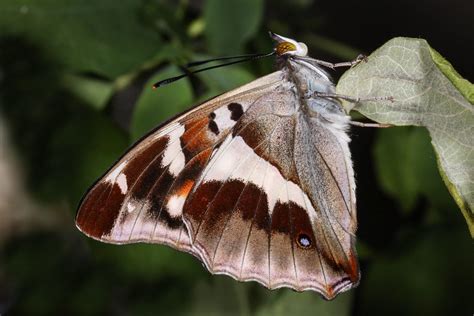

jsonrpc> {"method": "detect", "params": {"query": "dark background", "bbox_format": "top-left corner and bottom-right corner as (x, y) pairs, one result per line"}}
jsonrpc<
(0, 0), (472, 315)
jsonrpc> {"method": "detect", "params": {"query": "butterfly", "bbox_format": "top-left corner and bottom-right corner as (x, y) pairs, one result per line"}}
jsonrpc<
(76, 32), (366, 300)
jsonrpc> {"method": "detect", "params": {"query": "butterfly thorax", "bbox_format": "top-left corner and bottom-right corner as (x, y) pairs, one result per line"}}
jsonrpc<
(271, 33), (349, 131)
(277, 56), (350, 137)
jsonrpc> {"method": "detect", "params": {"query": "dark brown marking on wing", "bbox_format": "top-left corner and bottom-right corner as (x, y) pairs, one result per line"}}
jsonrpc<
(252, 188), (271, 234)
(193, 181), (248, 258)
(129, 152), (167, 201)
(77, 182), (122, 238)
(290, 202), (316, 250)
(185, 178), (272, 238)
(269, 199), (299, 287)
(155, 203), (183, 230)
(124, 136), (169, 187)
(146, 168), (180, 225)
(208, 120), (219, 135)
(184, 180), (222, 232)
(271, 202), (291, 234)
(76, 136), (169, 238)
(228, 102), (244, 121)
(239, 183), (263, 221)
(202, 181), (246, 229)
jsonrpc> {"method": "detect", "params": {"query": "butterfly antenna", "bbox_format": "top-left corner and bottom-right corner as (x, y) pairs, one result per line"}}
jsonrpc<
(152, 51), (275, 89)
(185, 53), (273, 68)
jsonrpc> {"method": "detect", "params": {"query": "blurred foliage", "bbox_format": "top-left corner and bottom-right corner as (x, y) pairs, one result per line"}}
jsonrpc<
(132, 65), (193, 139)
(0, 0), (163, 78)
(374, 127), (456, 213)
(204, 0), (263, 54)
(0, 0), (472, 315)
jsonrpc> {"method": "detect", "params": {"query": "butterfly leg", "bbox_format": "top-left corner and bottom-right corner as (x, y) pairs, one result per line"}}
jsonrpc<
(311, 54), (367, 69)
(312, 92), (394, 128)
(349, 121), (392, 128)
(312, 92), (394, 103)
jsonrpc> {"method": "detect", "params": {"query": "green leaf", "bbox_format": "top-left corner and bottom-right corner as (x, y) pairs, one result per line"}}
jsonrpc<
(204, 0), (263, 54)
(198, 65), (255, 100)
(63, 75), (114, 110)
(337, 37), (474, 236)
(47, 111), (128, 202)
(430, 48), (474, 103)
(0, 0), (162, 78)
(131, 65), (193, 140)
(373, 127), (422, 211)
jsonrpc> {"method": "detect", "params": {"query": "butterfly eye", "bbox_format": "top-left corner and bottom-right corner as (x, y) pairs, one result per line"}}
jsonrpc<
(276, 41), (297, 55)
(297, 233), (312, 249)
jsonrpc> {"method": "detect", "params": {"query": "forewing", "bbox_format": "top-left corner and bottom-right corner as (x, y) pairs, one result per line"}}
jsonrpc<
(182, 88), (358, 299)
(75, 71), (283, 255)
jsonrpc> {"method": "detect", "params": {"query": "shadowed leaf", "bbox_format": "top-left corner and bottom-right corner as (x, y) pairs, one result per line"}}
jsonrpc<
(204, 0), (263, 54)
(374, 127), (456, 213)
(131, 65), (193, 140)
(0, 0), (162, 78)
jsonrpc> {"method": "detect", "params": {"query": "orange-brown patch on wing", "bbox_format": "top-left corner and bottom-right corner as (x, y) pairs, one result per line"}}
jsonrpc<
(181, 117), (216, 156)
(184, 180), (222, 235)
(162, 147), (214, 226)
(347, 249), (360, 282)
(178, 179), (194, 197)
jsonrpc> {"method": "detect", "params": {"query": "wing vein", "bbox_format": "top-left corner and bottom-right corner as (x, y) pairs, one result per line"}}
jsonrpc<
(190, 112), (280, 239)
(285, 177), (299, 286)
(311, 121), (354, 226)
(293, 118), (328, 289)
(307, 152), (352, 269)
(210, 145), (264, 265)
(238, 146), (271, 279)
(129, 121), (209, 240)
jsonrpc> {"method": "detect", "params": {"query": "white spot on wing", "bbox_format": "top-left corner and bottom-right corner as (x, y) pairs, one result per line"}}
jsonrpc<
(167, 195), (186, 218)
(116, 173), (128, 194)
(213, 106), (234, 131)
(161, 124), (186, 176)
(127, 200), (137, 213)
(105, 161), (127, 183)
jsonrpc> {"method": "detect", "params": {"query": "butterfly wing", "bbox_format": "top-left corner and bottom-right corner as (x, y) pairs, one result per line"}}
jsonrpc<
(76, 69), (358, 299)
(293, 111), (359, 297)
(76, 71), (283, 254)
(182, 85), (358, 299)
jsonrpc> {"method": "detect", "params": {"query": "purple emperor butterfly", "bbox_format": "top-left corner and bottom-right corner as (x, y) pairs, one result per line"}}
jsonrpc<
(76, 33), (368, 300)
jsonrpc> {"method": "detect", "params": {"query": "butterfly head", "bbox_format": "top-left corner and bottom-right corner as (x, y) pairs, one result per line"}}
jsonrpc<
(270, 32), (308, 57)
